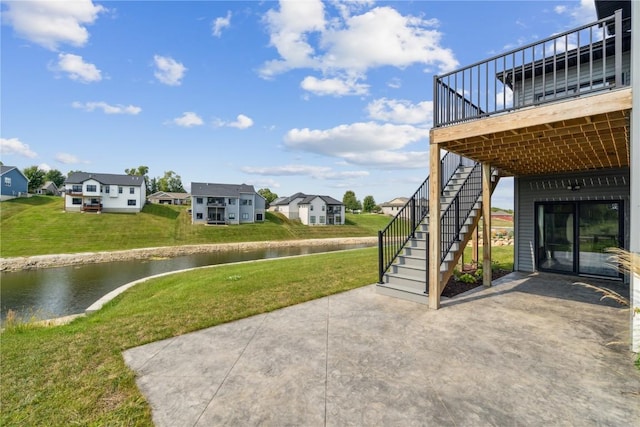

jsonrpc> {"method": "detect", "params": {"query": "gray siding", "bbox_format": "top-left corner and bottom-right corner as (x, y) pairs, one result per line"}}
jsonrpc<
(515, 168), (630, 273)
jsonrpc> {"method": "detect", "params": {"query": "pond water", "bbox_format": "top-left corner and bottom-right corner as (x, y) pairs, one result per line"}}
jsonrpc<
(0, 244), (370, 323)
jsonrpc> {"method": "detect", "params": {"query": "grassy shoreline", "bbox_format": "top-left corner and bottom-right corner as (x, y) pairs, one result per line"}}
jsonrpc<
(0, 196), (390, 258)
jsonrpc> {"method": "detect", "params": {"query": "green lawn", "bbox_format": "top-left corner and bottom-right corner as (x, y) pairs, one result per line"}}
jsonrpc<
(0, 196), (391, 257)
(1, 248), (379, 426)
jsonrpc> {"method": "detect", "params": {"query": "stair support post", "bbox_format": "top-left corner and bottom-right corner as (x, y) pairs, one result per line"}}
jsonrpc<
(429, 143), (442, 309)
(482, 162), (492, 287)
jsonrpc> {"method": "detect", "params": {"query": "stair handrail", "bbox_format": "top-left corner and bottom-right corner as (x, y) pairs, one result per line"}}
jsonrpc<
(377, 175), (430, 283)
(378, 151), (467, 284)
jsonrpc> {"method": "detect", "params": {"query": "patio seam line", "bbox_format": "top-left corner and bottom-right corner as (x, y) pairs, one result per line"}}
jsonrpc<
(192, 314), (268, 427)
(324, 295), (330, 427)
(132, 337), (176, 372)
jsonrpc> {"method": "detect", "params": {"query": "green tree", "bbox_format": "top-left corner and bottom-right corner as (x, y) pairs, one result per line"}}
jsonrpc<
(23, 165), (46, 193)
(149, 177), (158, 194)
(44, 169), (65, 187)
(258, 188), (278, 206)
(342, 190), (362, 212)
(363, 195), (376, 213)
(156, 171), (185, 193)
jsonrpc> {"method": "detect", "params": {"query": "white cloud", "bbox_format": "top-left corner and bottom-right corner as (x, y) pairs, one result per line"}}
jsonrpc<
(366, 98), (432, 126)
(241, 164), (369, 180)
(0, 137), (38, 158)
(2, 0), (105, 51)
(554, 0), (596, 26)
(212, 11), (232, 37)
(72, 101), (141, 115)
(55, 152), (87, 164)
(496, 88), (513, 109)
(153, 55), (187, 86)
(173, 112), (203, 127)
(228, 114), (254, 129)
(215, 114), (254, 129)
(260, 2), (458, 93)
(39, 163), (52, 172)
(300, 76), (369, 96)
(283, 121), (429, 168)
(52, 53), (102, 83)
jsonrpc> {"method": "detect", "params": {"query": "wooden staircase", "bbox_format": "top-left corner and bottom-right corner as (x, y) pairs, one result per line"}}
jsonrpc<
(377, 162), (499, 304)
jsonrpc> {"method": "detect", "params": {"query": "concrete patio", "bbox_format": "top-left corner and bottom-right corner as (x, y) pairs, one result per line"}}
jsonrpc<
(123, 272), (640, 426)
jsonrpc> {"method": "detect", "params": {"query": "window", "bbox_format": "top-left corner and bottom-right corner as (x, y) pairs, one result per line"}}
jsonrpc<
(129, 187), (135, 194)
(196, 197), (203, 204)
(86, 185), (97, 192)
(127, 199), (136, 206)
(336, 215), (341, 224)
(310, 205), (314, 211)
(73, 184), (82, 193)
(310, 216), (316, 224)
(241, 199), (252, 205)
(242, 213), (249, 220)
(104, 186), (110, 193)
(319, 216), (325, 224)
(3, 177), (11, 187)
(72, 198), (81, 205)
(228, 198), (236, 205)
(118, 186), (123, 194)
(228, 213), (236, 219)
(322, 205), (325, 211)
(196, 213), (203, 219)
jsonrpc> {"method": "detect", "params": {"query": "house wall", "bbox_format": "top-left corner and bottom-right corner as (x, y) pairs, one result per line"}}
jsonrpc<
(513, 51), (631, 107)
(514, 168), (631, 273)
(328, 204), (345, 225)
(298, 204), (310, 225)
(254, 194), (266, 221)
(1, 169), (28, 200)
(65, 180), (144, 213)
(239, 194), (255, 223)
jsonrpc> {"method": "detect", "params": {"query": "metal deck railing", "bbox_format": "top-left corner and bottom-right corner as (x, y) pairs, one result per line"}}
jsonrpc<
(434, 10), (630, 128)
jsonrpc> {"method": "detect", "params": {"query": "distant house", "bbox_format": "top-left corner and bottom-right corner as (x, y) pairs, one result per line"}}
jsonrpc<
(64, 172), (146, 213)
(190, 182), (265, 225)
(148, 191), (190, 205)
(271, 192), (308, 220)
(37, 181), (60, 196)
(0, 165), (29, 201)
(380, 197), (409, 216)
(273, 193), (345, 225)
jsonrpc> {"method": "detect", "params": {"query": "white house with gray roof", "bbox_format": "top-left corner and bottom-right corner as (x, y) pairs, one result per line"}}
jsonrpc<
(273, 193), (344, 225)
(190, 182), (265, 225)
(64, 172), (146, 213)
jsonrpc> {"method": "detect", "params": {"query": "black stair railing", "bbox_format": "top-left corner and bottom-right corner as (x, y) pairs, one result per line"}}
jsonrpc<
(378, 152), (471, 284)
(377, 175), (429, 283)
(440, 162), (482, 263)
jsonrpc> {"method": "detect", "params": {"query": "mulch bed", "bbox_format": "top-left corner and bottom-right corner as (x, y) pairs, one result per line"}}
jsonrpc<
(441, 267), (513, 298)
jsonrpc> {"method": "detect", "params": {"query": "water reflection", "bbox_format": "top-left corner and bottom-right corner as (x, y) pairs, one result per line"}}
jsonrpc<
(0, 244), (369, 323)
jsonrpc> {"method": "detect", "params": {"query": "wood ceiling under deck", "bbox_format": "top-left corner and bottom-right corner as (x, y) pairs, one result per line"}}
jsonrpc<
(430, 88), (632, 176)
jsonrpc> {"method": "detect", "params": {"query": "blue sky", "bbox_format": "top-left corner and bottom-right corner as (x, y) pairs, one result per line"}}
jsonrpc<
(1, 0), (597, 209)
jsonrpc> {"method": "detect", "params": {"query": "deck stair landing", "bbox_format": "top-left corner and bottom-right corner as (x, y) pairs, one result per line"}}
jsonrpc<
(377, 162), (498, 304)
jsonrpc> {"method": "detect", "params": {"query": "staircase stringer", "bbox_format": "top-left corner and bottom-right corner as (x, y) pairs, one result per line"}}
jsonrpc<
(437, 175), (501, 295)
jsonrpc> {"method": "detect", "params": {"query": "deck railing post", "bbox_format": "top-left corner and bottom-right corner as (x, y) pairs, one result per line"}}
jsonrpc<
(378, 230), (384, 284)
(615, 8), (622, 87)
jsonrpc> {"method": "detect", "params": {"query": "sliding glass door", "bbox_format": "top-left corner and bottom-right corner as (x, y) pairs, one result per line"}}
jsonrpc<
(578, 203), (622, 277)
(536, 201), (622, 278)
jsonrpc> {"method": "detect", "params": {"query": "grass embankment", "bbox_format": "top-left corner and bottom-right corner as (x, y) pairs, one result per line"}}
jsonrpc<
(0, 196), (390, 257)
(1, 248), (379, 426)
